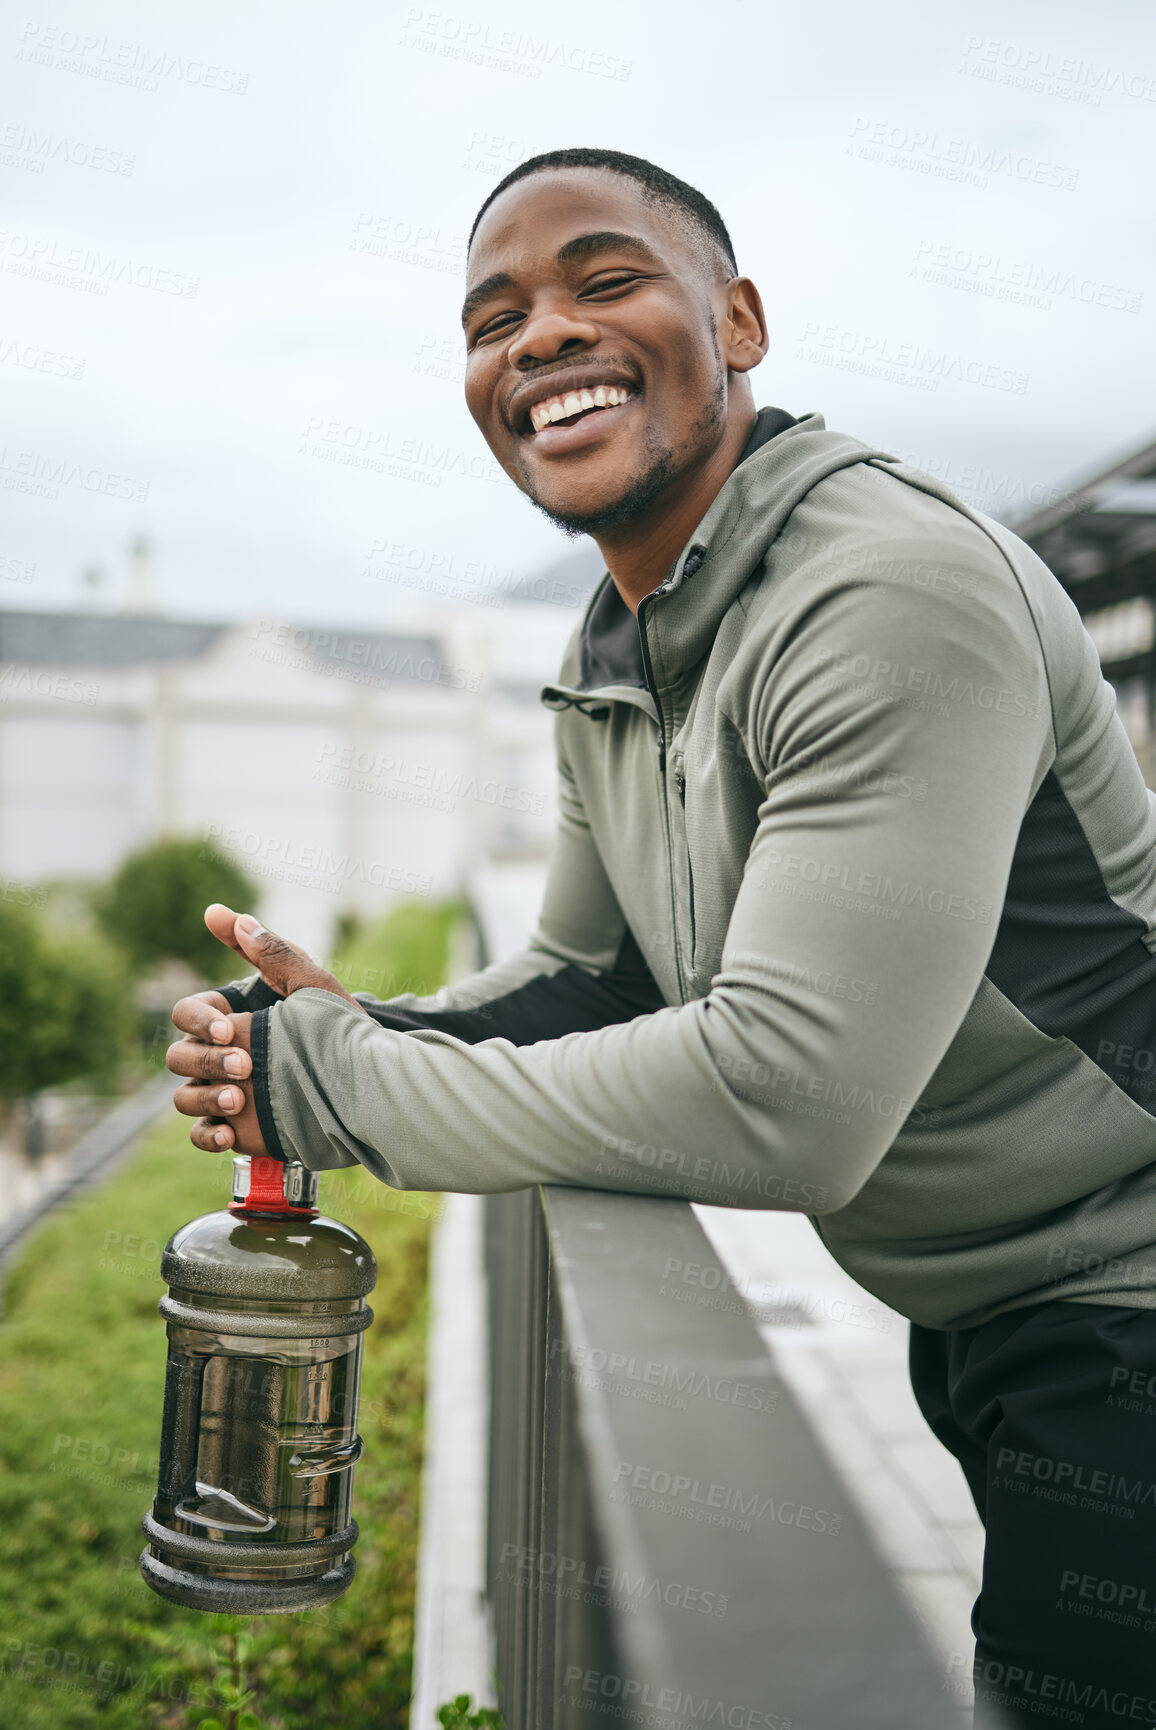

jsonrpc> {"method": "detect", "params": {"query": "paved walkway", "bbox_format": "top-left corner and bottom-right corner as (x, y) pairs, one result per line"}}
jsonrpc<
(0, 1074), (175, 1278)
(0, 1091), (109, 1213)
(697, 1205), (982, 1712)
(409, 1194), (495, 1728)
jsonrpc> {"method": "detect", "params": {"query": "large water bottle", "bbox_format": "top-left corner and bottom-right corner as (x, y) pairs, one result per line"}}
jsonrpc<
(140, 1153), (377, 1613)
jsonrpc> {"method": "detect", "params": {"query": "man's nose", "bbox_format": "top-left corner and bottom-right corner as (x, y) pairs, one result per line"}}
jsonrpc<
(508, 307), (600, 369)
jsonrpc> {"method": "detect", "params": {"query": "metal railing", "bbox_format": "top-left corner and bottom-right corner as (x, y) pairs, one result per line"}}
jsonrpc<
(484, 1185), (976, 1730)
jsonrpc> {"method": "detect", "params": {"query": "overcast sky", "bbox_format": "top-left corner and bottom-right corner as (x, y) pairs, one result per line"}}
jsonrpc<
(2, 0), (1153, 631)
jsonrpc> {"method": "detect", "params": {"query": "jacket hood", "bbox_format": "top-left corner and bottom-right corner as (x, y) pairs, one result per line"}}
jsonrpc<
(542, 408), (898, 711)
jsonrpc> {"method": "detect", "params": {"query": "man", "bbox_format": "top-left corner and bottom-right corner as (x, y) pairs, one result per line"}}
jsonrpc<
(168, 150), (1156, 1725)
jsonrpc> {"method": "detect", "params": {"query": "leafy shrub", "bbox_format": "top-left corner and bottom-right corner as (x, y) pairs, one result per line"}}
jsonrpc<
(436, 1696), (504, 1728)
(95, 837), (255, 980)
(0, 900), (134, 1103)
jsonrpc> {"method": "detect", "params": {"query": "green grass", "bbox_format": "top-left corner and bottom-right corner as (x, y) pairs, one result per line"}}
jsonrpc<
(329, 900), (465, 1001)
(0, 899), (463, 1729)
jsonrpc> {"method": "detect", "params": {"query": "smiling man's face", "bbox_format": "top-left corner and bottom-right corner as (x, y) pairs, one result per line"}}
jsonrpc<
(462, 168), (760, 538)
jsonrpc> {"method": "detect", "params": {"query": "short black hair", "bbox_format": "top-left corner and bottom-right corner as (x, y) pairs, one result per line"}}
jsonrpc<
(467, 147), (738, 278)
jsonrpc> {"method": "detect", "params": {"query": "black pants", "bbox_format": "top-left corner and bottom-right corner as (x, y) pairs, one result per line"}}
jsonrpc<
(910, 1302), (1156, 1728)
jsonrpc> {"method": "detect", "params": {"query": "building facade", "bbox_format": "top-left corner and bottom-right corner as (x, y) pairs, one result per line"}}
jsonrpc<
(0, 601), (571, 961)
(1014, 432), (1156, 783)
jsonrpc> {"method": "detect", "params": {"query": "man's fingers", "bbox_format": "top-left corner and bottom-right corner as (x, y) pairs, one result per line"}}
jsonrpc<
(232, 916), (313, 988)
(230, 914), (365, 1009)
(209, 906), (316, 994)
(172, 991), (235, 1043)
(191, 1116), (235, 1152)
(173, 1082), (246, 1118)
(204, 902), (245, 954)
(203, 903), (367, 1013)
(166, 1039), (251, 1082)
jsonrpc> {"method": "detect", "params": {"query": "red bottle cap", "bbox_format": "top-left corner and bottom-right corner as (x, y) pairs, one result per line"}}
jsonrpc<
(229, 1155), (318, 1216)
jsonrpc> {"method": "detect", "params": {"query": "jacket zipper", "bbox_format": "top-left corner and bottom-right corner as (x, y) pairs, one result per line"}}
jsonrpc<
(636, 588), (667, 760)
(637, 588), (687, 1001)
(673, 766), (695, 964)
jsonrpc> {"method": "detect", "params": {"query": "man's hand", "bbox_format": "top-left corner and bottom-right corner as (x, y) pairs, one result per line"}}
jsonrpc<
(202, 904), (368, 1011)
(168, 996), (264, 1154)
(168, 905), (367, 1155)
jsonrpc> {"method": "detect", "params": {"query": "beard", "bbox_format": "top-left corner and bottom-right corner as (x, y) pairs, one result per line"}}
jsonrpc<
(526, 424), (677, 539)
(516, 350), (729, 540)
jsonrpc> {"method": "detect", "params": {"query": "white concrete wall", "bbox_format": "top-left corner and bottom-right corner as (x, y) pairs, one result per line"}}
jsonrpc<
(0, 610), (562, 963)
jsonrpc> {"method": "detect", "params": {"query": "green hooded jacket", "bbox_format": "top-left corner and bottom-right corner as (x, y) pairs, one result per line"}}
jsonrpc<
(225, 410), (1156, 1331)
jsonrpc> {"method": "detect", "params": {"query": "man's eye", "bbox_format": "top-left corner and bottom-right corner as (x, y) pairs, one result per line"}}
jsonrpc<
(583, 274), (642, 297)
(472, 311), (523, 344)
(468, 275), (644, 344)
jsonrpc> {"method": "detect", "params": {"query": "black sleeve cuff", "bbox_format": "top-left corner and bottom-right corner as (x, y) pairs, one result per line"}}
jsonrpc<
(249, 1006), (287, 1161)
(219, 978), (286, 1013)
(358, 930), (666, 1048)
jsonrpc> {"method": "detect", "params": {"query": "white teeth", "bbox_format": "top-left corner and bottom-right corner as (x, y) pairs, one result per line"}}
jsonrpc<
(527, 384), (632, 432)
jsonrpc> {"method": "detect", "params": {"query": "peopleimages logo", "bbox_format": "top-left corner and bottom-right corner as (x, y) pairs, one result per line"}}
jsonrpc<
(201, 824), (432, 899)
(611, 1459), (842, 1537)
(848, 116), (1079, 190)
(299, 412), (510, 489)
(0, 335), (85, 379)
(314, 743), (546, 815)
(552, 1335), (779, 1415)
(0, 665), (99, 706)
(397, 9), (632, 82)
(0, 228), (198, 297)
(995, 1445), (1156, 1510)
(15, 22), (249, 95)
(560, 1668), (790, 1730)
(796, 321), (1030, 394)
(958, 35), (1156, 106)
(348, 212), (466, 275)
(249, 620), (482, 692)
(497, 1542), (729, 1619)
(599, 1133), (830, 1208)
(0, 122), (135, 176)
(0, 445), (146, 501)
(973, 1656), (1156, 1723)
(912, 239), (1143, 315)
(1058, 1567), (1156, 1619)
(812, 645), (1040, 718)
(755, 848), (993, 926)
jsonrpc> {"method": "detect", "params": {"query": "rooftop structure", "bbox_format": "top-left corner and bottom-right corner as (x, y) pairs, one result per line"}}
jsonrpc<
(1013, 433), (1156, 766)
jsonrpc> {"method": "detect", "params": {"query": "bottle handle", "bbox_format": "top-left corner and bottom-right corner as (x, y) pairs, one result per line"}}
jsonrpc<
(230, 1154), (318, 1215)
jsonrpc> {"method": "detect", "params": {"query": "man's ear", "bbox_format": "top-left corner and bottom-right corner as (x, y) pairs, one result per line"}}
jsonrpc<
(720, 277), (768, 375)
